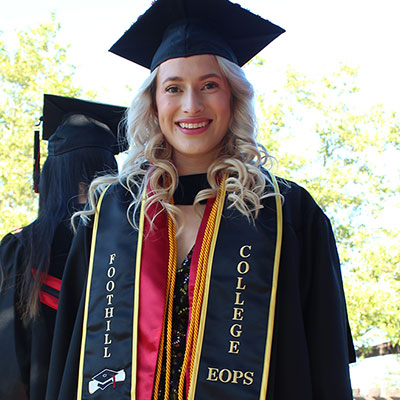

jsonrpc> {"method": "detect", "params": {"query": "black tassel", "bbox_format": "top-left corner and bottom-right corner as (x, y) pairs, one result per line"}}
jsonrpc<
(33, 129), (40, 193)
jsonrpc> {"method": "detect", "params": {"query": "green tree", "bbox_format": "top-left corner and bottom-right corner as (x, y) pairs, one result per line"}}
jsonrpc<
(253, 62), (400, 355)
(0, 16), (94, 238)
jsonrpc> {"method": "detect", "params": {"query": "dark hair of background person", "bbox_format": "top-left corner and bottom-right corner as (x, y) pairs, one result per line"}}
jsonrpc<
(19, 145), (117, 319)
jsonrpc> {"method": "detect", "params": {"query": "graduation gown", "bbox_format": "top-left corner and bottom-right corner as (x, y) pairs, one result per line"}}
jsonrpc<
(46, 177), (355, 400)
(0, 222), (73, 400)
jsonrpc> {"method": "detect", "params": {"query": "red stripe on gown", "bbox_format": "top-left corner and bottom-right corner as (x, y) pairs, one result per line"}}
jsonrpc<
(39, 291), (59, 310)
(137, 201), (169, 399)
(31, 269), (62, 291)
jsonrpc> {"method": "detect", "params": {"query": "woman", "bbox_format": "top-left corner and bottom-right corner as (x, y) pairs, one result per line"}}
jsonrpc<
(0, 94), (125, 399)
(47, 0), (355, 399)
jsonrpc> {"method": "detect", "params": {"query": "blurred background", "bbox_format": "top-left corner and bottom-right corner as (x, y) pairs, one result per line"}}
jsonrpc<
(1, 0), (399, 394)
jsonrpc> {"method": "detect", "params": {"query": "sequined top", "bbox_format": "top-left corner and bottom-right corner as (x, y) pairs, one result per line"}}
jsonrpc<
(157, 248), (192, 400)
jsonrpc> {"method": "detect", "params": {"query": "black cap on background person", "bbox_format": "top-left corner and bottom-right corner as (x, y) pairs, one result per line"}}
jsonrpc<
(33, 94), (127, 192)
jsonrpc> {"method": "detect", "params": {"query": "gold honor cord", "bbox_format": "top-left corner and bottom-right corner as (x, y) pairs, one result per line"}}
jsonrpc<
(259, 173), (283, 399)
(77, 185), (111, 400)
(187, 177), (227, 400)
(163, 214), (178, 399)
(131, 193), (146, 399)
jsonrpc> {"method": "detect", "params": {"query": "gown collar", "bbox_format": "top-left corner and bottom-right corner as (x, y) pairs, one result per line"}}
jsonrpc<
(173, 173), (210, 205)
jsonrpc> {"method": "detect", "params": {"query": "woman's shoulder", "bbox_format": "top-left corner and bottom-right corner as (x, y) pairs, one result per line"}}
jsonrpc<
(261, 170), (328, 231)
(262, 170), (318, 209)
(101, 180), (136, 201)
(278, 178), (318, 210)
(100, 176), (144, 202)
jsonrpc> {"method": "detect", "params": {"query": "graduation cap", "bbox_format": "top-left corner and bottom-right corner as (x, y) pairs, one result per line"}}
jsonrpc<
(109, 0), (285, 71)
(88, 369), (126, 394)
(42, 94), (127, 149)
(33, 94), (127, 192)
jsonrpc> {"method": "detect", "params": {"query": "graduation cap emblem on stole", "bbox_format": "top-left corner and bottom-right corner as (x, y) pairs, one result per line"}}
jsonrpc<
(88, 368), (126, 394)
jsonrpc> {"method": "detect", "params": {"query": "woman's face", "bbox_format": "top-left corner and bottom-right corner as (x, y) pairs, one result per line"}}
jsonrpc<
(155, 54), (232, 174)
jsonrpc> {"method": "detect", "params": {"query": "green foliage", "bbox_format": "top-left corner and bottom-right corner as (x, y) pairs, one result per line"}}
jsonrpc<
(0, 16), (95, 238)
(256, 62), (400, 353)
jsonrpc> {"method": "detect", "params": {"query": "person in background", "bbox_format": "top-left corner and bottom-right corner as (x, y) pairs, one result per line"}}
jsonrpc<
(46, 0), (356, 399)
(0, 94), (126, 400)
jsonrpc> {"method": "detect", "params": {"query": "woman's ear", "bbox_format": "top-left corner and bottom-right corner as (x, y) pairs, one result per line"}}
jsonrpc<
(78, 182), (88, 204)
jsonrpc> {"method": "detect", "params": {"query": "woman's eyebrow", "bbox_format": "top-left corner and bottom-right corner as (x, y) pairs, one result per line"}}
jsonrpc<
(161, 76), (183, 85)
(199, 73), (222, 80)
(161, 73), (222, 85)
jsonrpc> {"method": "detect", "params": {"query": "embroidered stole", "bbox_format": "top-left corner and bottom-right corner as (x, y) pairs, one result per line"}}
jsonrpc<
(77, 175), (282, 399)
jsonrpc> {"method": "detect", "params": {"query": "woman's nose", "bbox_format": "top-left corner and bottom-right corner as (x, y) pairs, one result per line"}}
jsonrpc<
(182, 89), (204, 114)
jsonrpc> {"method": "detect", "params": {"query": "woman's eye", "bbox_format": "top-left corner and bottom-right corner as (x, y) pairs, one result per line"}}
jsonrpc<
(166, 86), (180, 93)
(203, 82), (218, 90)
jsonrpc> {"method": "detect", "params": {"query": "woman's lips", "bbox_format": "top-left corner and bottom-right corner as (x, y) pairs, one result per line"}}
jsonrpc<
(175, 118), (212, 135)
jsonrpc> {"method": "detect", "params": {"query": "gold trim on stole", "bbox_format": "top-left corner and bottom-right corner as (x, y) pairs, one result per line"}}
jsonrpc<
(259, 173), (283, 399)
(131, 193), (146, 398)
(77, 185), (111, 400)
(188, 180), (227, 399)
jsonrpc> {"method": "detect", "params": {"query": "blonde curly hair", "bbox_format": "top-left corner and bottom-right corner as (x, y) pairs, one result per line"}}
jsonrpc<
(78, 56), (277, 229)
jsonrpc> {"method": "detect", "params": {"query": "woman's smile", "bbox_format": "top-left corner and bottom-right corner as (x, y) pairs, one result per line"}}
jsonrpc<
(175, 118), (212, 134)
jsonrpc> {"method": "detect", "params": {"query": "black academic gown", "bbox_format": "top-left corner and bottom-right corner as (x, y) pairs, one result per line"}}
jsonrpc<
(46, 179), (355, 400)
(0, 222), (73, 400)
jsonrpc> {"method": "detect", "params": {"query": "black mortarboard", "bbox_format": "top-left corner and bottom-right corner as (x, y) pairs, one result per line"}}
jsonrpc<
(33, 94), (127, 192)
(109, 0), (285, 71)
(42, 94), (127, 152)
